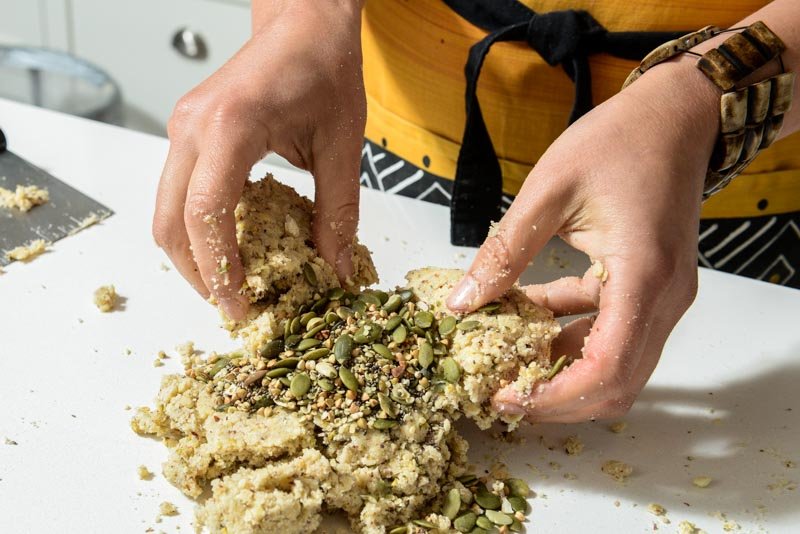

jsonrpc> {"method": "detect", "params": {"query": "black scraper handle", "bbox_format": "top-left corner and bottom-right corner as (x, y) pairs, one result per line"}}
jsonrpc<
(0, 127), (6, 153)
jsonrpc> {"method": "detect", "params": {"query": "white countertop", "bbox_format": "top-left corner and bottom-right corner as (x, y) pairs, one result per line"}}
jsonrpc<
(0, 98), (798, 534)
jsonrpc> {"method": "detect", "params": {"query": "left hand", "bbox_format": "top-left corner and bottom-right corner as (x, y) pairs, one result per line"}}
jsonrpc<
(446, 57), (720, 422)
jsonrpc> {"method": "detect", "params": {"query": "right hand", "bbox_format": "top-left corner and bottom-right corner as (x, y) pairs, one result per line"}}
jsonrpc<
(153, 0), (366, 320)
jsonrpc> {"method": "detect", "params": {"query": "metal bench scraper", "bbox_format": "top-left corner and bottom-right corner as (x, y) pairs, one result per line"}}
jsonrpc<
(0, 126), (113, 265)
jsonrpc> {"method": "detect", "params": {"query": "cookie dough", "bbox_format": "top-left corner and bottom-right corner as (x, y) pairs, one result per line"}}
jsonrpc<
(5, 239), (48, 262)
(93, 285), (117, 312)
(0, 184), (49, 212)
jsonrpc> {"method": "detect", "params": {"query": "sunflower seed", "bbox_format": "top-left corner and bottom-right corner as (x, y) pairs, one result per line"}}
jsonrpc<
(441, 357), (461, 383)
(474, 484), (501, 510)
(243, 370), (268, 386)
(546, 354), (568, 380)
(453, 512), (477, 532)
(507, 496), (528, 513)
(377, 392), (397, 418)
(274, 357), (300, 369)
(392, 324), (408, 344)
(373, 418), (398, 430)
(419, 341), (434, 369)
(339, 366), (359, 391)
(302, 262), (317, 286)
(505, 478), (531, 498)
(485, 510), (513, 526)
(438, 316), (457, 336)
(334, 334), (354, 363)
(296, 338), (321, 351)
(382, 294), (403, 313)
(442, 488), (461, 519)
(456, 320), (480, 332)
(290, 372), (311, 397)
(414, 310), (434, 328)
(302, 347), (329, 361)
(266, 367), (291, 378)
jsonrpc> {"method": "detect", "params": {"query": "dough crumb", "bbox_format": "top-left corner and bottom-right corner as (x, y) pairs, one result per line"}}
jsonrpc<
(563, 435), (584, 455)
(592, 259), (609, 282)
(4, 437), (18, 445)
(692, 476), (713, 488)
(138, 465), (154, 480)
(609, 421), (627, 433)
(5, 239), (48, 262)
(93, 285), (118, 312)
(648, 503), (670, 523)
(69, 212), (101, 235)
(159, 262), (171, 271)
(0, 184), (49, 211)
(159, 501), (179, 517)
(677, 520), (706, 534)
(601, 460), (633, 482)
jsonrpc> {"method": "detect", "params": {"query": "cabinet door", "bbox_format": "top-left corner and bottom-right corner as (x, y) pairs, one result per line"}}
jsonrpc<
(72, 0), (250, 135)
(0, 0), (43, 46)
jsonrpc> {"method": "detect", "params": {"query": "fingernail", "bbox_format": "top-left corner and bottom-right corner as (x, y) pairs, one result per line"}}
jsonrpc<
(495, 402), (526, 416)
(220, 296), (248, 322)
(447, 276), (479, 311)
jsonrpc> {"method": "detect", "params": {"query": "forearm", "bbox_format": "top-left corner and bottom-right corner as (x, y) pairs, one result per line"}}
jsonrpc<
(251, 0), (364, 35)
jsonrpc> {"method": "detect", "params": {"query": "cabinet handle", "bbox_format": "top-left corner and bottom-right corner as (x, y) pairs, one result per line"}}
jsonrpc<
(171, 28), (208, 60)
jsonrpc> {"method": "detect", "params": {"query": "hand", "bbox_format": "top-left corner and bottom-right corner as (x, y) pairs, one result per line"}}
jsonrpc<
(447, 57), (720, 422)
(152, 0), (365, 320)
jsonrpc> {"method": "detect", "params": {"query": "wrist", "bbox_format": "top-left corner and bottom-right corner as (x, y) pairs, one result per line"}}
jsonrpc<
(251, 0), (363, 35)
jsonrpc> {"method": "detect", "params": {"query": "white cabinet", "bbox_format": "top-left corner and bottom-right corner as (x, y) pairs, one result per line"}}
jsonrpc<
(0, 0), (71, 49)
(71, 0), (250, 135)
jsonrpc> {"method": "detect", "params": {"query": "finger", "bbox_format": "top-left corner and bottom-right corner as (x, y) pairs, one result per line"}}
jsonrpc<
(522, 266), (603, 317)
(153, 142), (208, 297)
(184, 125), (261, 320)
(447, 179), (567, 312)
(495, 256), (664, 418)
(311, 132), (362, 283)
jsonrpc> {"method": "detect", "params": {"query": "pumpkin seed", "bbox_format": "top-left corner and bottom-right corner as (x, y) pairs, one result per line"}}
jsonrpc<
(374, 290), (390, 304)
(274, 357), (300, 369)
(296, 338), (321, 351)
(414, 310), (434, 328)
(302, 262), (317, 286)
(339, 366), (359, 391)
(303, 323), (326, 339)
(326, 287), (345, 300)
(474, 484), (501, 510)
(478, 302), (501, 313)
(419, 341), (434, 369)
(385, 315), (403, 331)
(475, 515), (493, 530)
(243, 370), (267, 386)
(392, 324), (408, 344)
(441, 357), (461, 383)
(251, 396), (274, 409)
(388, 527), (407, 534)
(266, 367), (291, 378)
(358, 292), (381, 307)
(336, 306), (354, 320)
(214, 403), (231, 412)
(373, 418), (397, 430)
(382, 294), (403, 313)
(305, 317), (325, 331)
(433, 343), (447, 355)
(302, 347), (329, 361)
(485, 510), (513, 526)
(283, 318), (292, 339)
(506, 478), (531, 498)
(507, 496), (528, 513)
(399, 289), (414, 302)
(354, 323), (382, 344)
(457, 474), (478, 486)
(438, 315), (457, 336)
(284, 334), (302, 348)
(324, 311), (339, 325)
(411, 325), (425, 336)
(510, 518), (524, 532)
(546, 354), (568, 380)
(372, 343), (393, 360)
(453, 512), (477, 532)
(334, 334), (354, 363)
(290, 372), (311, 397)
(279, 376), (291, 387)
(290, 316), (301, 335)
(377, 392), (397, 418)
(260, 340), (284, 359)
(470, 529), (489, 534)
(208, 357), (229, 378)
(318, 378), (334, 391)
(315, 361), (336, 378)
(412, 519), (437, 528)
(352, 300), (367, 314)
(299, 311), (317, 326)
(310, 297), (328, 313)
(442, 488), (461, 519)
(456, 320), (480, 332)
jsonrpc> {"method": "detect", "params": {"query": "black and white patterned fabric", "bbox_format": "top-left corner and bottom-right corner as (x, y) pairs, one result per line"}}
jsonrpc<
(361, 139), (800, 288)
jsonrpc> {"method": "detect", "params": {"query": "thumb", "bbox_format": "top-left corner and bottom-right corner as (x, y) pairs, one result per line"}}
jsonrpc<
(447, 185), (565, 312)
(311, 133), (363, 283)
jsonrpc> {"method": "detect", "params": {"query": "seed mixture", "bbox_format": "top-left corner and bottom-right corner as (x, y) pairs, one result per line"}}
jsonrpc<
(132, 175), (561, 533)
(0, 184), (49, 212)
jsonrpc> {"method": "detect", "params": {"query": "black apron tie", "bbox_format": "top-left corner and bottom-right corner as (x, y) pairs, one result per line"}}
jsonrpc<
(444, 0), (688, 246)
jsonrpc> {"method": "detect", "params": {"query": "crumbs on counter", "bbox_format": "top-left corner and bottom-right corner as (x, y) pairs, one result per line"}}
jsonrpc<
(138, 465), (155, 481)
(677, 519), (706, 534)
(5, 239), (48, 262)
(68, 213), (101, 235)
(4, 437), (18, 446)
(601, 460), (633, 482)
(563, 435), (584, 455)
(647, 503), (670, 524)
(609, 421), (627, 434)
(713, 512), (740, 532)
(692, 476), (713, 488)
(157, 501), (179, 521)
(159, 262), (171, 271)
(0, 184), (49, 212)
(93, 285), (118, 312)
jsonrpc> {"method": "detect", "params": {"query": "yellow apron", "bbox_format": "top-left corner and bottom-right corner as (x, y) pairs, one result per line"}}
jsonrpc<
(360, 0), (800, 286)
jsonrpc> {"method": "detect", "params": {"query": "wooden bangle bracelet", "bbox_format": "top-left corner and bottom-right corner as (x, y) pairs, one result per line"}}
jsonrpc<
(622, 21), (795, 200)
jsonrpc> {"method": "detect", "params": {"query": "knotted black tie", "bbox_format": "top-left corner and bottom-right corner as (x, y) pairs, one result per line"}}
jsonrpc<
(444, 0), (687, 246)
